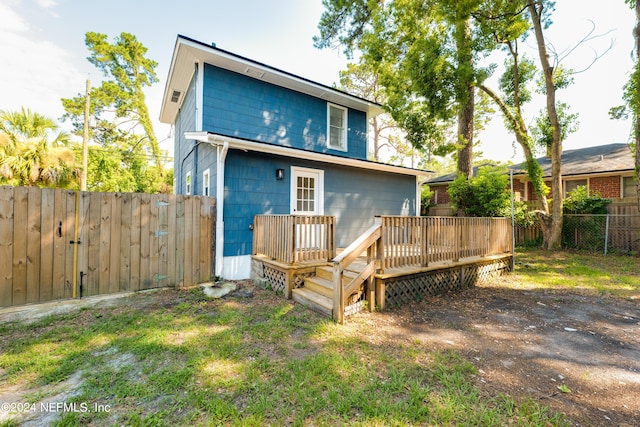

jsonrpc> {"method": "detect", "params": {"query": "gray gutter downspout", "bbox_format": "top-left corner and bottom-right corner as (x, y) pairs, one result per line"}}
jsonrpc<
(183, 132), (229, 279)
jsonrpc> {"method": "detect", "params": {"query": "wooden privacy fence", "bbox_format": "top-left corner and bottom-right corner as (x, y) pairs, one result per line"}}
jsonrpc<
(0, 186), (215, 308)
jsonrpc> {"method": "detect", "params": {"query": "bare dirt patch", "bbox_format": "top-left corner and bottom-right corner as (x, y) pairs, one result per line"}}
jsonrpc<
(345, 280), (640, 427)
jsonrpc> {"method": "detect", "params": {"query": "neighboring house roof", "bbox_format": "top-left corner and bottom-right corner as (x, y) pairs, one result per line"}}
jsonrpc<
(185, 131), (432, 178)
(160, 35), (385, 124)
(510, 143), (635, 178)
(427, 163), (498, 185)
(427, 143), (634, 185)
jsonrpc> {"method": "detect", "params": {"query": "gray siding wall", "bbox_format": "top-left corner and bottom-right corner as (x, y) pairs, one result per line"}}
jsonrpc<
(174, 71), (198, 194)
(325, 165), (416, 247)
(223, 150), (417, 256)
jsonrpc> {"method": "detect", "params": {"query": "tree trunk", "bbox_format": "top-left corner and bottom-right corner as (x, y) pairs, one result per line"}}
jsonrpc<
(457, 88), (475, 180)
(455, 16), (474, 181)
(528, 0), (563, 250)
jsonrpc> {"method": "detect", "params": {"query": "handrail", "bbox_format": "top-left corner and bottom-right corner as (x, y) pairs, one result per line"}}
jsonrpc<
(332, 219), (382, 323)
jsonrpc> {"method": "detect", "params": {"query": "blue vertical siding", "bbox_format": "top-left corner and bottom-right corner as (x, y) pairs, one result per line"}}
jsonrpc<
(202, 64), (368, 160)
(223, 150), (290, 256)
(174, 72), (198, 194)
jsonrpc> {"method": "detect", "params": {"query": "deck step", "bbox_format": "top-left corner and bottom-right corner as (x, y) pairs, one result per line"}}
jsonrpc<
(315, 265), (360, 282)
(303, 276), (334, 298)
(291, 287), (332, 317)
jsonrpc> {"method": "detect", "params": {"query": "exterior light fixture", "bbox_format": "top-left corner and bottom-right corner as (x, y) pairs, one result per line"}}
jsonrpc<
(276, 169), (285, 180)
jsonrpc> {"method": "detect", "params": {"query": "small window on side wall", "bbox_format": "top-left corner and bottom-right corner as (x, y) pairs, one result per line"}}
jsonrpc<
(622, 176), (636, 198)
(327, 103), (347, 151)
(186, 171), (192, 195)
(203, 169), (210, 197)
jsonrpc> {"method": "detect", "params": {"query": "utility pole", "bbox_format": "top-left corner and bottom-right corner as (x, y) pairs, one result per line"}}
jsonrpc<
(81, 78), (90, 191)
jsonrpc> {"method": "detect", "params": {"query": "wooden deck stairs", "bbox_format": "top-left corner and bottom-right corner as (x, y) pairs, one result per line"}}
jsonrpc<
(291, 263), (365, 317)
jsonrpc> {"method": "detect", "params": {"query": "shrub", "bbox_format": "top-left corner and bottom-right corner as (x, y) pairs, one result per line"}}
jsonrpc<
(563, 185), (611, 214)
(448, 166), (510, 217)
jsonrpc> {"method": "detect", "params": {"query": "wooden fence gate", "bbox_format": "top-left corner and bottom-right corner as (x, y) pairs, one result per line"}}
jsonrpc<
(0, 186), (215, 308)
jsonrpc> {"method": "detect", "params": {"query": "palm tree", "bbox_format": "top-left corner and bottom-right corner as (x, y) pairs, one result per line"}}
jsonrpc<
(0, 108), (79, 188)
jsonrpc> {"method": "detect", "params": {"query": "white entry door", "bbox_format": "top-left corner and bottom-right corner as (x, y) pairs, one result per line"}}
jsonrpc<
(290, 167), (325, 251)
(290, 167), (324, 215)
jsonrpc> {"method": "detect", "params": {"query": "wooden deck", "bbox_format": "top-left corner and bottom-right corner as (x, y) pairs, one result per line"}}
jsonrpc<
(252, 215), (514, 322)
(252, 251), (513, 319)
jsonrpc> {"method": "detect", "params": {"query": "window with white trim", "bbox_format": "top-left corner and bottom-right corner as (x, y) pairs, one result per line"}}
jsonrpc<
(203, 168), (210, 197)
(327, 103), (347, 151)
(185, 171), (192, 195)
(622, 176), (636, 198)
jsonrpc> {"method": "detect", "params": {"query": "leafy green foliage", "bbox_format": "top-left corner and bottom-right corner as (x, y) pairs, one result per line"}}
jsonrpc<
(315, 0), (529, 171)
(448, 165), (510, 217)
(563, 185), (611, 214)
(561, 186), (611, 251)
(498, 56), (537, 107)
(0, 108), (79, 188)
(420, 185), (434, 215)
(61, 32), (171, 193)
(531, 102), (579, 155)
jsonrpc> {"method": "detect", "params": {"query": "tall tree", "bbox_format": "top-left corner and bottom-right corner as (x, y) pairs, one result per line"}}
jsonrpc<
(623, 0), (640, 213)
(525, 0), (565, 249)
(0, 108), (78, 188)
(62, 32), (168, 184)
(315, 0), (503, 180)
(337, 61), (432, 167)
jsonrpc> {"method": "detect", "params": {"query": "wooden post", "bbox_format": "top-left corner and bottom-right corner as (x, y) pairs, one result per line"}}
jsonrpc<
(0, 187), (14, 307)
(332, 262), (344, 323)
(375, 279), (385, 311)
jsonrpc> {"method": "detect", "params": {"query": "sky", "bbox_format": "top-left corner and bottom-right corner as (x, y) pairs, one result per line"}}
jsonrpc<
(0, 0), (637, 165)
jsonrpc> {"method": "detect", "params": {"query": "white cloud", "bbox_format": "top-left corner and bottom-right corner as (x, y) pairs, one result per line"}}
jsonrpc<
(0, 2), (29, 33)
(0, 2), (84, 123)
(35, 0), (57, 9)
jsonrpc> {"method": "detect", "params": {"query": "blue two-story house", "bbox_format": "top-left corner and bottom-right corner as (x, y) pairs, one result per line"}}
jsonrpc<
(160, 35), (430, 280)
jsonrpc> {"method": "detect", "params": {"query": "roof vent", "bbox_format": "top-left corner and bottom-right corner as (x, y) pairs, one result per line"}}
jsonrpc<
(245, 67), (265, 79)
(170, 90), (181, 103)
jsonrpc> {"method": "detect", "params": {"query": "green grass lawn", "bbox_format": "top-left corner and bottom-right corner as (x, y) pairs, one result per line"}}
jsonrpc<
(2, 247), (637, 426)
(510, 247), (640, 298)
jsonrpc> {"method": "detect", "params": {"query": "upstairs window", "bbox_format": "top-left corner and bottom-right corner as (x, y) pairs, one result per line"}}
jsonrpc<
(327, 104), (347, 151)
(186, 171), (192, 195)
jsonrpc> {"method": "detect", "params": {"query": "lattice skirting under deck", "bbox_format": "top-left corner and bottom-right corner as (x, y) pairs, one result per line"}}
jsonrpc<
(251, 258), (317, 295)
(380, 257), (512, 308)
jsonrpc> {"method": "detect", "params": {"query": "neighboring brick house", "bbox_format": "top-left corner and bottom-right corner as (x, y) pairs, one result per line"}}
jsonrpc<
(427, 143), (637, 214)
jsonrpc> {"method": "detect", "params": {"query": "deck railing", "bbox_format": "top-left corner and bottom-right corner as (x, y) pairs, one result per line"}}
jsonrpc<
(378, 216), (512, 270)
(253, 214), (513, 323)
(253, 215), (336, 264)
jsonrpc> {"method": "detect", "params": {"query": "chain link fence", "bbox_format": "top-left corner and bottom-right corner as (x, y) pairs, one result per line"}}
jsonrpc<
(516, 215), (640, 255)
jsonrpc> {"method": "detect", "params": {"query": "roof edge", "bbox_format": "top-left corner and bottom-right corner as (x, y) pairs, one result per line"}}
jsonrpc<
(185, 131), (432, 178)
